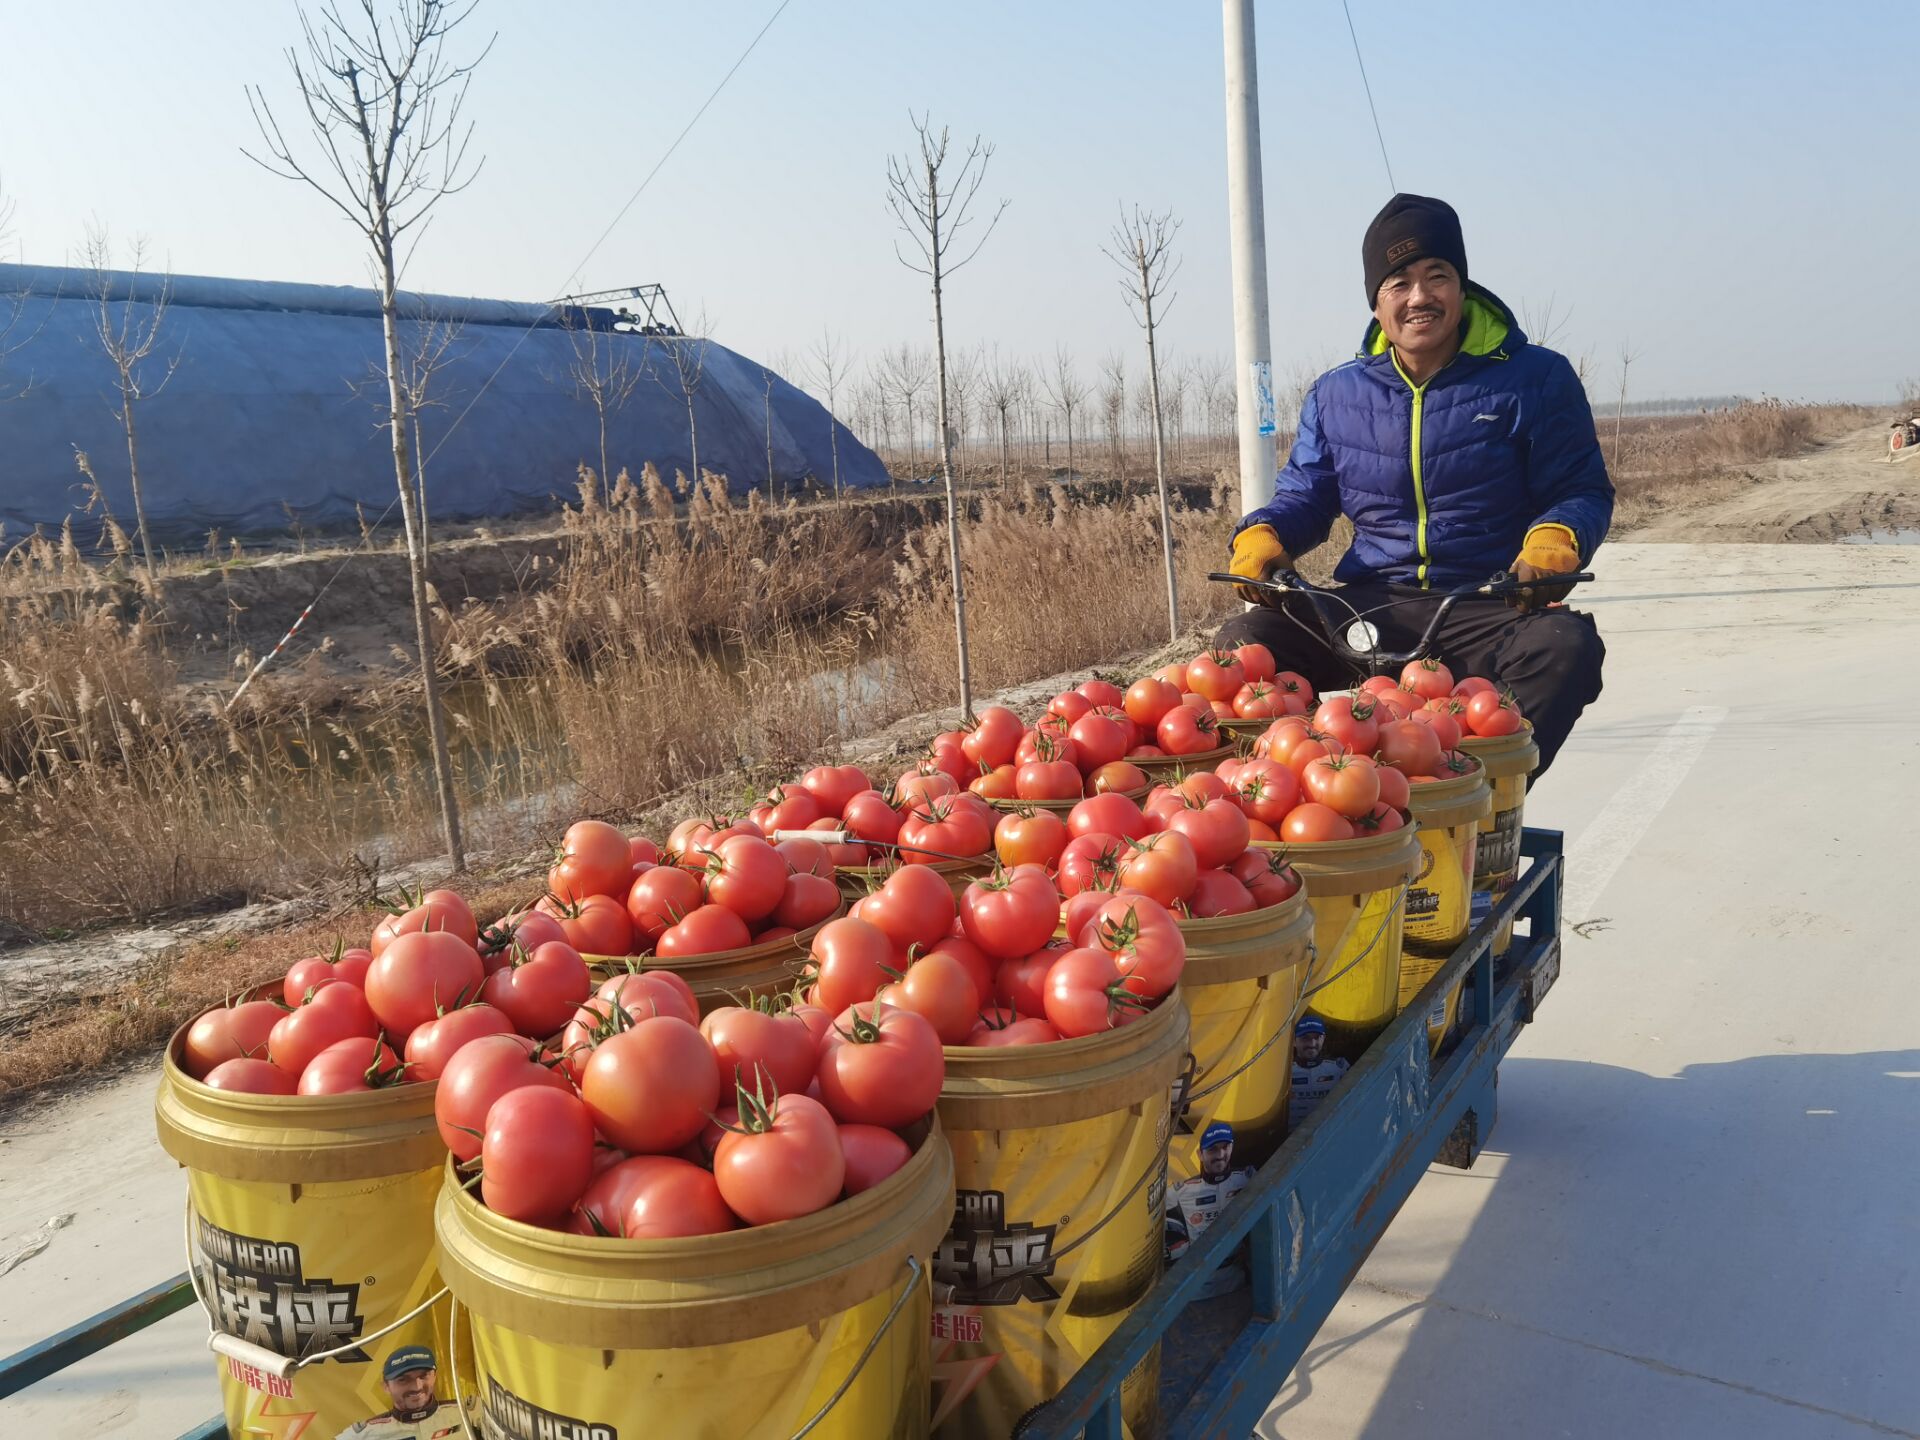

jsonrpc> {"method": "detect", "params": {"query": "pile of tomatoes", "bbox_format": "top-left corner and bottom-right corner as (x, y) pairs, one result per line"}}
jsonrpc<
(803, 858), (1189, 1047)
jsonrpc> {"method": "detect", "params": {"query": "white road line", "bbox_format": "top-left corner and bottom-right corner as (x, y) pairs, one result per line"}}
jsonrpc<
(1564, 704), (1727, 922)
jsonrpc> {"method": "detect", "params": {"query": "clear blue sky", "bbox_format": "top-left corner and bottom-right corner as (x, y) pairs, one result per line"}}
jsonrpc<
(1, 1), (1905, 403)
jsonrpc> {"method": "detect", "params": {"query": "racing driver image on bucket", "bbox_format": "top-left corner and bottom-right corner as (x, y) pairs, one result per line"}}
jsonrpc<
(335, 1345), (467, 1439)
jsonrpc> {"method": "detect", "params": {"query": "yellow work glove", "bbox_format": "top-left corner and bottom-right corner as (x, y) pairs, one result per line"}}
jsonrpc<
(1230, 524), (1293, 607)
(1509, 523), (1580, 612)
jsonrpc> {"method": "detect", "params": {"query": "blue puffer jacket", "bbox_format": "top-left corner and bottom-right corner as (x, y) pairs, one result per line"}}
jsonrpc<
(1236, 285), (1613, 587)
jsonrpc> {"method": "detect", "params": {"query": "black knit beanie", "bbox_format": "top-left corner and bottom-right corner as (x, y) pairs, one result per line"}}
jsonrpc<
(1362, 194), (1468, 303)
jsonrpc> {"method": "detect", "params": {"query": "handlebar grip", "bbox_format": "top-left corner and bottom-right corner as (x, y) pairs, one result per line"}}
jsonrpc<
(773, 828), (849, 844)
(208, 1333), (300, 1380)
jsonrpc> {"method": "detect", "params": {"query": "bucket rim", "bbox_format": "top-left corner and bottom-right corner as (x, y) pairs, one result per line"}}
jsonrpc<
(1457, 723), (1540, 777)
(986, 783), (1150, 813)
(1175, 890), (1316, 987)
(580, 902), (837, 979)
(1406, 765), (1494, 829)
(1129, 742), (1236, 772)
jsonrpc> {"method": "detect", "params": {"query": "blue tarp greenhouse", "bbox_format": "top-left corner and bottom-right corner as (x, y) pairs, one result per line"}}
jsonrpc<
(0, 264), (886, 540)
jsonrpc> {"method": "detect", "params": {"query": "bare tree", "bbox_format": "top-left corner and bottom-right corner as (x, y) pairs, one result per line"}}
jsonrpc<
(807, 328), (852, 496)
(245, 0), (494, 872)
(885, 112), (1008, 715)
(1195, 354), (1229, 470)
(982, 347), (1025, 486)
(1519, 294), (1572, 351)
(1042, 346), (1087, 482)
(879, 342), (931, 473)
(0, 179), (41, 402)
(1098, 350), (1127, 483)
(81, 225), (181, 580)
(1104, 203), (1183, 639)
(948, 343), (981, 485)
(562, 309), (642, 502)
(394, 303), (467, 551)
(1613, 341), (1640, 473)
(653, 308), (713, 483)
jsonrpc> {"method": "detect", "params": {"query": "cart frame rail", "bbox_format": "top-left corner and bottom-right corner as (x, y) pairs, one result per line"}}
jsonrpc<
(1, 832), (1562, 1440)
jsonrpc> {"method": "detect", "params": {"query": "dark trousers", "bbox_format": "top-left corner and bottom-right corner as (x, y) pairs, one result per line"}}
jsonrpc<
(1214, 584), (1605, 777)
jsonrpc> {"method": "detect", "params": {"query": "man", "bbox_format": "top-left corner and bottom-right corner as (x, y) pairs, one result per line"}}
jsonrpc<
(334, 1345), (466, 1439)
(1221, 193), (1611, 775)
(1166, 1122), (1253, 1297)
(1288, 1018), (1350, 1129)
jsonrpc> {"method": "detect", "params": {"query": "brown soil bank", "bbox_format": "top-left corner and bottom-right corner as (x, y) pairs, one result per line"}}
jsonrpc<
(1624, 422), (1920, 543)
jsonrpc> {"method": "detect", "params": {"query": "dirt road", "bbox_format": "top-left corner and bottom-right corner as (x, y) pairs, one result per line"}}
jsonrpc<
(1633, 420), (1920, 543)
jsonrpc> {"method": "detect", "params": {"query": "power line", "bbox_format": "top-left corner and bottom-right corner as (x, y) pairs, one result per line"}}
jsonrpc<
(229, 0), (795, 709)
(1341, 0), (1396, 193)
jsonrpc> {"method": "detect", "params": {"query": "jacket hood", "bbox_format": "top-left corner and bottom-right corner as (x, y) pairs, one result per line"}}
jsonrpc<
(1361, 282), (1525, 362)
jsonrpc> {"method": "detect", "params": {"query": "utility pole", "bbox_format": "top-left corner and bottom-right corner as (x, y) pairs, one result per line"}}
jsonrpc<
(1223, 0), (1275, 515)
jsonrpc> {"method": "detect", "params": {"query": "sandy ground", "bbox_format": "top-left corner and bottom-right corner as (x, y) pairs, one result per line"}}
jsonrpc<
(1632, 422), (1920, 543)
(5, 539), (1918, 1435)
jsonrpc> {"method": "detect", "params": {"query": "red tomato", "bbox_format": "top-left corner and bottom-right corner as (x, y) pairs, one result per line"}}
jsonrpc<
(298, 1035), (406, 1095)
(1281, 803), (1357, 843)
(894, 770), (958, 810)
(772, 872), (841, 931)
(541, 893), (634, 957)
(203, 1058), (297, 1094)
(1084, 895), (1187, 999)
(560, 975), (698, 1084)
(1067, 792), (1152, 842)
(657, 904), (752, 959)
(479, 1086), (595, 1225)
(807, 917), (898, 1013)
(897, 800), (992, 864)
(1357, 802), (1407, 833)
(1282, 732), (1344, 782)
(1043, 947), (1139, 1037)
(1375, 719), (1445, 776)
(701, 1003), (820, 1096)
(923, 935), (996, 1002)
(959, 867), (1061, 960)
(1466, 689), (1526, 737)
(996, 807), (1070, 870)
(1123, 676), (1181, 730)
(1229, 848), (1303, 907)
(1047, 690), (1094, 725)
(838, 1124), (913, 1194)
(1233, 643), (1277, 683)
(1176, 771), (1234, 806)
(1374, 765), (1412, 812)
(842, 791), (905, 848)
(183, 999), (286, 1078)
(1186, 650), (1247, 702)
(405, 1003), (515, 1081)
(775, 836), (835, 879)
(283, 946), (374, 1005)
(996, 943), (1066, 1016)
(1230, 682), (1278, 719)
(853, 864), (956, 952)
(581, 1016), (720, 1154)
(1399, 658), (1456, 700)
(371, 892), (479, 957)
(922, 740), (973, 790)
(883, 951), (981, 1044)
(1409, 705), (1464, 751)
(714, 1091), (845, 1223)
(1313, 695), (1382, 754)
(968, 1015), (1062, 1047)
(479, 912), (568, 971)
(268, 982), (379, 1076)
(552, 819), (633, 900)
(1089, 761), (1149, 796)
(1075, 679), (1125, 709)
(971, 764), (1019, 801)
(1067, 712), (1130, 772)
(480, 940), (591, 1039)
(759, 785), (825, 834)
(798, 764), (871, 817)
(1015, 757), (1084, 801)
(1452, 676), (1498, 700)
(1188, 869), (1257, 917)
(1163, 797), (1252, 870)
(1115, 831), (1199, 908)
(1158, 706), (1222, 756)
(435, 1033), (570, 1161)
(961, 707), (1024, 770)
(1272, 670), (1315, 707)
(572, 1155), (738, 1238)
(702, 835), (788, 924)
(1057, 832), (1126, 896)
(815, 1001), (943, 1127)
(1234, 756), (1302, 825)
(1303, 754), (1383, 818)
(625, 865), (703, 949)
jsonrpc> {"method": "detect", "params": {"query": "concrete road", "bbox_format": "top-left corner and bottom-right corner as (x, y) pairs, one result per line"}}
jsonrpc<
(1263, 541), (1920, 1440)
(3, 541), (1916, 1438)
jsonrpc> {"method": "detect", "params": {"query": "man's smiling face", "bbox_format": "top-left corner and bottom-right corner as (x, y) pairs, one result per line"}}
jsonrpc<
(1374, 257), (1464, 368)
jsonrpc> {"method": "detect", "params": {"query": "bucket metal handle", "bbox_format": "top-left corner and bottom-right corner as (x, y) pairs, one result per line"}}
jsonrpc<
(1297, 881), (1408, 1006)
(447, 1256), (925, 1440)
(183, 1201), (448, 1379)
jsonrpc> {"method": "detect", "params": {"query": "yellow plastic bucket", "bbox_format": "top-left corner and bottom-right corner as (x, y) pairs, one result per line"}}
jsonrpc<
(1258, 828), (1422, 1063)
(931, 994), (1189, 1438)
(1458, 727), (1541, 957)
(1400, 766), (1494, 1054)
(1169, 892), (1315, 1174)
(436, 1119), (954, 1440)
(584, 910), (837, 1013)
(154, 1015), (454, 1440)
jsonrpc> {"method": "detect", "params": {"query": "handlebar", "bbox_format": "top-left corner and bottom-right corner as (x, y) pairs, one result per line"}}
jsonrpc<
(1206, 568), (1595, 674)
